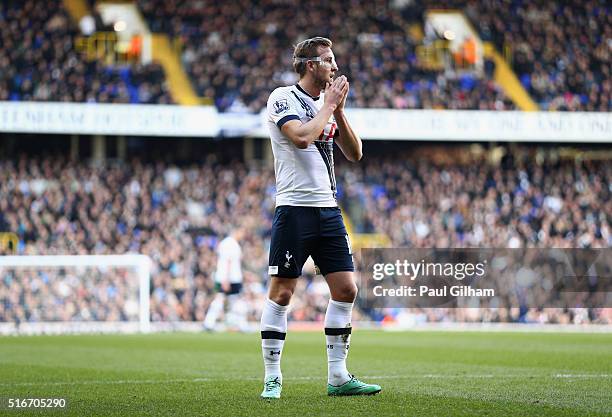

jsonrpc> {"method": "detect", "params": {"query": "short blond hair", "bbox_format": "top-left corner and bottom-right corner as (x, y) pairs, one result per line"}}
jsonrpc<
(293, 37), (332, 77)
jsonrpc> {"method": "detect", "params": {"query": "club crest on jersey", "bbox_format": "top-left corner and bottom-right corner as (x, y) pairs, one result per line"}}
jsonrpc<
(273, 99), (289, 114)
(317, 122), (337, 142)
(284, 251), (293, 268)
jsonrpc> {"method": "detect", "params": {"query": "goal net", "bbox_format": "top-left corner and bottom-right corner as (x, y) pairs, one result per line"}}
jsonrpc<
(0, 255), (151, 335)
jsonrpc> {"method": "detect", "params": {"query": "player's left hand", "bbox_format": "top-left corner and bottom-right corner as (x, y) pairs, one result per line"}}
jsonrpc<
(334, 76), (349, 115)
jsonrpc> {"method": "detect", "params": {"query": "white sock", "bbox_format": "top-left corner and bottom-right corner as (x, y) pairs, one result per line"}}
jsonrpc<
(325, 299), (353, 386)
(227, 294), (249, 331)
(260, 298), (288, 382)
(203, 294), (224, 329)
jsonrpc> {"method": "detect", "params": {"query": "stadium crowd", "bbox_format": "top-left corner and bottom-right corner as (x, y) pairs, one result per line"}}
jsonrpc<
(1, 147), (610, 325)
(421, 0), (611, 111)
(337, 151), (610, 249)
(0, 267), (139, 324)
(2, 0), (607, 112)
(139, 0), (514, 112)
(138, 0), (609, 112)
(0, 0), (173, 104)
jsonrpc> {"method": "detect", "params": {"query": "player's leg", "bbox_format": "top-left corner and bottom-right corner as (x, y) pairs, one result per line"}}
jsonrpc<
(226, 284), (248, 331)
(203, 289), (225, 331)
(324, 271), (380, 396)
(260, 277), (296, 399)
(262, 278), (297, 373)
(261, 206), (315, 398)
(314, 209), (358, 386)
(324, 270), (357, 384)
(315, 207), (381, 395)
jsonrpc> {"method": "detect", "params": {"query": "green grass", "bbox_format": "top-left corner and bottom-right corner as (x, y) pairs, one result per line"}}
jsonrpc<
(0, 331), (611, 416)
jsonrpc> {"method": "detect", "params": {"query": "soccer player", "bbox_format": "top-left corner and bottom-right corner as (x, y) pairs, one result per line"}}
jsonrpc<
(204, 227), (247, 331)
(260, 37), (381, 399)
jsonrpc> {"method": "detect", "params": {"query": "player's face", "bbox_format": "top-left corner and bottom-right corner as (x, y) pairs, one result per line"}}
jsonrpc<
(312, 47), (338, 90)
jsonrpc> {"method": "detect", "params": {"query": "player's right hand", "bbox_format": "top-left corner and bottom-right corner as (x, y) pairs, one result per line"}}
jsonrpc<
(324, 76), (348, 109)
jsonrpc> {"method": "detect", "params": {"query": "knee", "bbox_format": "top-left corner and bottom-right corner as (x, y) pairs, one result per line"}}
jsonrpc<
(336, 282), (358, 302)
(270, 287), (294, 306)
(345, 283), (358, 301)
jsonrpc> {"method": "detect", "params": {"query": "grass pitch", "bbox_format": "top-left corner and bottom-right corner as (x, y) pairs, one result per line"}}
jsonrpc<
(0, 330), (610, 416)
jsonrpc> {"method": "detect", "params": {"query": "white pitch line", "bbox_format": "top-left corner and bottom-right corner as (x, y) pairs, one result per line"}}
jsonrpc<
(1, 374), (610, 387)
(0, 378), (200, 387)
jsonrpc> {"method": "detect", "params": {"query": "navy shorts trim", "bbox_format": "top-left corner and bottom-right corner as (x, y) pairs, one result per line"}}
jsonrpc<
(268, 206), (354, 278)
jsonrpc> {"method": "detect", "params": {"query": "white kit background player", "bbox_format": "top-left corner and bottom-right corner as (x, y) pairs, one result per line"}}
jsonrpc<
(259, 37), (381, 399)
(204, 227), (247, 331)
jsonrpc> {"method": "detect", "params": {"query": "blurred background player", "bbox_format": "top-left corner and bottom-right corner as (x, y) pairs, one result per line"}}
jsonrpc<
(204, 227), (247, 332)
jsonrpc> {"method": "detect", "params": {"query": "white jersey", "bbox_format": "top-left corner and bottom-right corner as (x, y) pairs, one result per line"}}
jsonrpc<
(214, 236), (242, 284)
(267, 84), (338, 207)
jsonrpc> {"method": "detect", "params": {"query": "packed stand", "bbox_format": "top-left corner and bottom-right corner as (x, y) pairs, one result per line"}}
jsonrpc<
(0, 267), (139, 324)
(419, 0), (610, 111)
(0, 0), (173, 104)
(338, 150), (611, 325)
(138, 0), (514, 112)
(1, 147), (610, 325)
(337, 153), (611, 249)
(0, 156), (274, 323)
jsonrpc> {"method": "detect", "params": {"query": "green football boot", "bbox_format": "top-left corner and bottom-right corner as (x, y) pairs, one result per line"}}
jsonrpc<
(327, 375), (381, 396)
(260, 376), (282, 399)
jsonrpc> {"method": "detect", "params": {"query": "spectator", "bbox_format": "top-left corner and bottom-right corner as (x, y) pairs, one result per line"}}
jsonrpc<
(0, 0), (174, 104)
(138, 0), (515, 112)
(419, 0), (610, 111)
(0, 145), (609, 324)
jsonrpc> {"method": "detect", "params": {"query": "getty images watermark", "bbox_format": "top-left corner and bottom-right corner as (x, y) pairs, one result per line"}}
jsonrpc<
(372, 258), (489, 297)
(359, 249), (612, 309)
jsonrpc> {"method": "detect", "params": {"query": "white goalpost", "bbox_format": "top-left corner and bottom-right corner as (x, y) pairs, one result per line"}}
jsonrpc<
(0, 255), (152, 334)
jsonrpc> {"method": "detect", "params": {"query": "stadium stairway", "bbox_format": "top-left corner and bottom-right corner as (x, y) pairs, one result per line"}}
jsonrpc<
(483, 42), (539, 111)
(341, 209), (391, 250)
(62, 0), (89, 22)
(432, 9), (539, 112)
(62, 0), (204, 106)
(150, 34), (204, 105)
